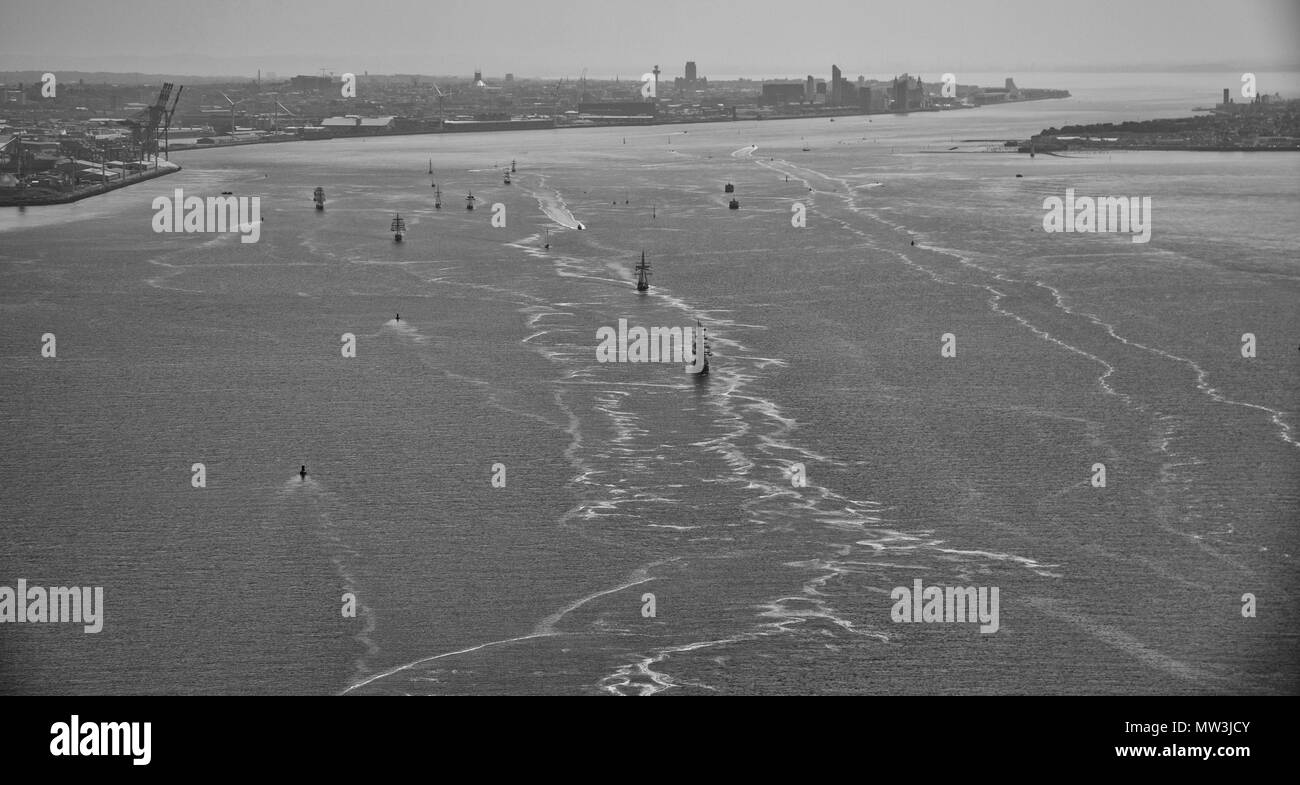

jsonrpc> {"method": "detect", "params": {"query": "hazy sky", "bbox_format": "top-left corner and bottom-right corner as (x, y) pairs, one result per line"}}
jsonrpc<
(2, 0), (1296, 78)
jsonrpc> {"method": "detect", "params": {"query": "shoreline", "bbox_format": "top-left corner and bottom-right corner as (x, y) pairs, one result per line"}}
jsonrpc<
(0, 94), (1077, 207)
(163, 94), (1073, 154)
(0, 163), (182, 207)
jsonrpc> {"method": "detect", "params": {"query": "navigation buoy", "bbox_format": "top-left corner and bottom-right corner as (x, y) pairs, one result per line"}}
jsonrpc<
(300, 465), (307, 479)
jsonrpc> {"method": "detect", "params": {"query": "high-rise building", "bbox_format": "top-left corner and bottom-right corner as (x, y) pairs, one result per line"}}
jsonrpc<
(831, 64), (842, 106)
(890, 74), (926, 111)
(676, 61), (707, 96)
(805, 75), (814, 102)
(760, 82), (806, 105)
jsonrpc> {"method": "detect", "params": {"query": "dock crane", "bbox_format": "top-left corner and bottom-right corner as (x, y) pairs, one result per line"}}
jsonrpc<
(161, 85), (183, 160)
(265, 95), (294, 131)
(118, 82), (176, 163)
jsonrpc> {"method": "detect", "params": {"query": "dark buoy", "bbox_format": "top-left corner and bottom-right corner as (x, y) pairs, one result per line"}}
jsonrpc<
(396, 313), (400, 322)
(910, 240), (915, 246)
(300, 465), (307, 479)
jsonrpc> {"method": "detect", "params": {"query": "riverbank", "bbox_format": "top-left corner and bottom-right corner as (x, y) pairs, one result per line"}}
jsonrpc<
(0, 162), (182, 207)
(1020, 99), (1299, 152)
(163, 93), (1073, 154)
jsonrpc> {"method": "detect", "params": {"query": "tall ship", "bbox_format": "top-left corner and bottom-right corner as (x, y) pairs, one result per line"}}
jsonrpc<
(466, 190), (476, 211)
(635, 251), (651, 292)
(434, 185), (442, 209)
(686, 319), (710, 375)
(390, 213), (406, 242)
(313, 187), (325, 210)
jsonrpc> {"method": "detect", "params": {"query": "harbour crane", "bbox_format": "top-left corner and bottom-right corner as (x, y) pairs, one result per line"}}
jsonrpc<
(118, 82), (175, 163)
(161, 85), (183, 160)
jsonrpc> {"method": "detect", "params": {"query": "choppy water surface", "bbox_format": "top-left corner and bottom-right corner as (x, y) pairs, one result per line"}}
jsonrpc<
(1, 72), (1296, 695)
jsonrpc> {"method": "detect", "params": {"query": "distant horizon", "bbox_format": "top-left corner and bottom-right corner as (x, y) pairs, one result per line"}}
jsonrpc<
(3, 63), (1299, 86)
(2, 0), (1295, 84)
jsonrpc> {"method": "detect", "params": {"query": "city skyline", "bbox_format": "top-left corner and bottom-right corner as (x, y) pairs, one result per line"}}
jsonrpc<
(2, 0), (1296, 79)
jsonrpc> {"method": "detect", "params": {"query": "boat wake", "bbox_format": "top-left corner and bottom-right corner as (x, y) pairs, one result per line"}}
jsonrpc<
(531, 175), (586, 230)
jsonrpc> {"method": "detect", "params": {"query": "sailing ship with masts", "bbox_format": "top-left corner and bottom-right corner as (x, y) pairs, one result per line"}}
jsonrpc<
(390, 213), (406, 242)
(313, 187), (325, 210)
(466, 190), (476, 211)
(635, 251), (651, 292)
(686, 320), (711, 375)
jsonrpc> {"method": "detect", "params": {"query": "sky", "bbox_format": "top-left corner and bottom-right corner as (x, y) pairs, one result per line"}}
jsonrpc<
(1, 0), (1296, 79)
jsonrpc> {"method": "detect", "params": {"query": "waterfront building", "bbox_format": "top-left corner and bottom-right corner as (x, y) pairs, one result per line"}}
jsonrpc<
(760, 82), (806, 106)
